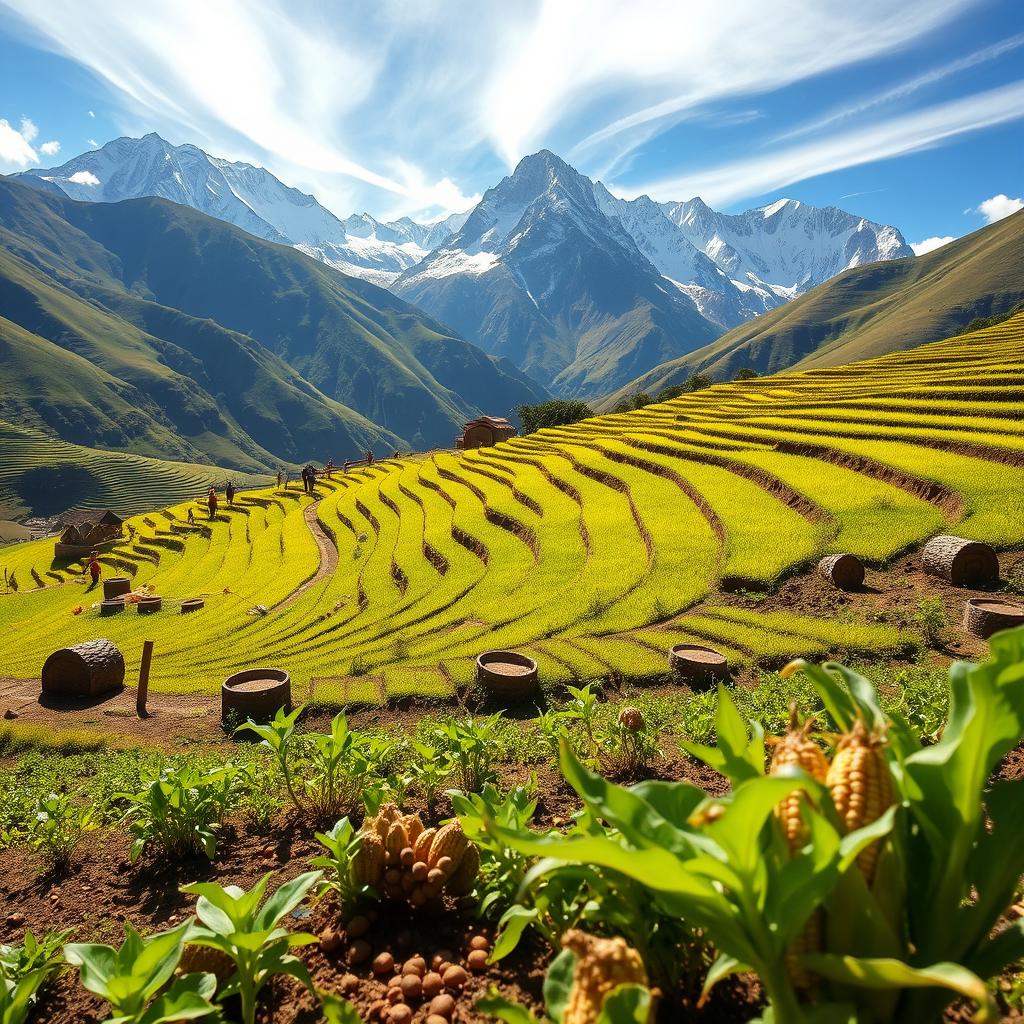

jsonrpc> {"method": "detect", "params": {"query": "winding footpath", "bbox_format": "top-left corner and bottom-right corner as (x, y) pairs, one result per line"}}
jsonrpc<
(270, 497), (339, 612)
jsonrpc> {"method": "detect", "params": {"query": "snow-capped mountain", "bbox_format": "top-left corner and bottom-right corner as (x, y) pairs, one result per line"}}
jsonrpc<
(662, 196), (913, 300)
(394, 150), (719, 396)
(15, 134), (462, 287)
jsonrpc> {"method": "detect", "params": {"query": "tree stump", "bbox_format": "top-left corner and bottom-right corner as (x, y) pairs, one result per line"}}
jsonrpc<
(181, 598), (205, 614)
(41, 639), (125, 697)
(963, 598), (1024, 639)
(137, 595), (162, 614)
(99, 598), (124, 616)
(818, 553), (864, 591)
(922, 536), (999, 586)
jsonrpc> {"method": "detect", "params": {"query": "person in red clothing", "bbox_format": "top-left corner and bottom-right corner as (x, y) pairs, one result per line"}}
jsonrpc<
(87, 550), (101, 589)
(207, 487), (218, 520)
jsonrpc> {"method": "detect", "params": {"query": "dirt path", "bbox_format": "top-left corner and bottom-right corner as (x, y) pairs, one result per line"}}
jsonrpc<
(271, 498), (339, 612)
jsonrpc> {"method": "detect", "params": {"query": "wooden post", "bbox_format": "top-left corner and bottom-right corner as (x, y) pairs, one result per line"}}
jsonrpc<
(137, 640), (154, 717)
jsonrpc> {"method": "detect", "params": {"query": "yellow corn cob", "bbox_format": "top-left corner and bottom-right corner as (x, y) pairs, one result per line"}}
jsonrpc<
(561, 930), (649, 1024)
(401, 813), (424, 847)
(428, 822), (469, 870)
(413, 826), (436, 863)
(826, 718), (894, 884)
(385, 822), (409, 861)
(769, 705), (829, 855)
(444, 840), (480, 896)
(770, 705), (830, 992)
(350, 832), (385, 887)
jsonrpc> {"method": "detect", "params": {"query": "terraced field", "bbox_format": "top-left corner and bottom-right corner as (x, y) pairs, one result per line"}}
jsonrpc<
(2, 314), (1023, 701)
(0, 420), (271, 521)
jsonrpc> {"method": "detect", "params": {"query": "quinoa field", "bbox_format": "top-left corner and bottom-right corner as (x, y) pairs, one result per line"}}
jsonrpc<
(3, 313), (1023, 701)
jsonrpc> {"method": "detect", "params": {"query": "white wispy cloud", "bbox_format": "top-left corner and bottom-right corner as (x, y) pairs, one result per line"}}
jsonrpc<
(40, 139), (60, 156)
(910, 236), (955, 255)
(87, 138), (99, 147)
(67, 169), (100, 185)
(18, 115), (38, 141)
(617, 81), (1024, 207)
(0, 0), (981, 218)
(87, 109), (95, 117)
(973, 193), (1024, 223)
(773, 33), (1024, 144)
(0, 116), (38, 170)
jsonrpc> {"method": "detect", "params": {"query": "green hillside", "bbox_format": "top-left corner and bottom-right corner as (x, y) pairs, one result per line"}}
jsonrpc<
(603, 207), (1024, 406)
(3, 313), (1023, 698)
(0, 420), (270, 523)
(0, 177), (545, 461)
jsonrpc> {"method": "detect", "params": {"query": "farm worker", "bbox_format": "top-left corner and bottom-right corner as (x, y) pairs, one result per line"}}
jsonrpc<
(207, 487), (218, 520)
(226, 481), (236, 506)
(87, 551), (101, 588)
(276, 470), (282, 489)
(187, 508), (195, 525)
(366, 449), (374, 466)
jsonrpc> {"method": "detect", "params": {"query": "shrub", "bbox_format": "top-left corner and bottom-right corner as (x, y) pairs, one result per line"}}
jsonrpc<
(120, 763), (236, 863)
(915, 596), (947, 645)
(517, 400), (594, 434)
(431, 714), (502, 793)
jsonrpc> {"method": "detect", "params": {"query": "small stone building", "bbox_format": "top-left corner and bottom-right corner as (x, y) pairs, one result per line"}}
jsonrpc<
(457, 416), (517, 450)
(54, 509), (124, 558)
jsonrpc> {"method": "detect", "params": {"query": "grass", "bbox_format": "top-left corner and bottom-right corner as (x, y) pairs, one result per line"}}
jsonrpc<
(1, 315), (1023, 702)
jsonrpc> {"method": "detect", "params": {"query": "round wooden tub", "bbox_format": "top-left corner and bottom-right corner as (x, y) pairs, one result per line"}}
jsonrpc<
(668, 644), (729, 687)
(964, 598), (1024, 640)
(475, 650), (539, 700)
(99, 598), (125, 616)
(103, 577), (132, 601)
(136, 595), (162, 614)
(222, 668), (291, 722)
(181, 598), (205, 614)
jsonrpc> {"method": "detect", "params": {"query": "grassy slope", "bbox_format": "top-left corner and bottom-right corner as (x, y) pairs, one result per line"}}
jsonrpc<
(0, 177), (546, 461)
(601, 208), (1024, 408)
(3, 313), (1022, 698)
(0, 419), (269, 521)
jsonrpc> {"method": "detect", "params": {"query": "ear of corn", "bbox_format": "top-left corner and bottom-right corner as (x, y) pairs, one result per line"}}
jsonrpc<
(385, 822), (409, 861)
(429, 821), (469, 870)
(444, 840), (479, 896)
(401, 813), (424, 846)
(826, 718), (894, 885)
(350, 832), (385, 887)
(561, 929), (649, 1024)
(413, 826), (436, 863)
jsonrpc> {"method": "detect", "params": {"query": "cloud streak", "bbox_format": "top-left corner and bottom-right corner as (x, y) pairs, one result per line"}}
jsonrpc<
(617, 80), (1024, 207)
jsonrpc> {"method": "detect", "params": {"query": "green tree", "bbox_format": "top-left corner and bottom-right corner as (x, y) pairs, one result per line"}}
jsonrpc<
(517, 400), (594, 434)
(655, 385), (686, 403)
(684, 373), (713, 392)
(734, 366), (759, 381)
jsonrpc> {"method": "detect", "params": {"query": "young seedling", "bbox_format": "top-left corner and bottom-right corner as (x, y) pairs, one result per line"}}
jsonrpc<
(64, 920), (217, 1024)
(181, 870), (322, 1024)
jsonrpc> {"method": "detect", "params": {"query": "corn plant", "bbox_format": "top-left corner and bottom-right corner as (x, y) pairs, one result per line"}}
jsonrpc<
(432, 714), (502, 793)
(236, 706), (303, 810)
(0, 929), (69, 1024)
(563, 684), (599, 757)
(595, 707), (659, 779)
(120, 763), (236, 862)
(64, 921), (217, 1024)
(487, 630), (1024, 1023)
(181, 871), (321, 1024)
(25, 792), (96, 869)
(311, 817), (370, 911)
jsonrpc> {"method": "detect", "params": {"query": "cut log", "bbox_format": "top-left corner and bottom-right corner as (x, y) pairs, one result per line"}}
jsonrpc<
(922, 536), (999, 586)
(181, 598), (205, 614)
(818, 553), (864, 591)
(137, 595), (162, 614)
(99, 598), (124, 617)
(41, 638), (125, 697)
(963, 598), (1024, 639)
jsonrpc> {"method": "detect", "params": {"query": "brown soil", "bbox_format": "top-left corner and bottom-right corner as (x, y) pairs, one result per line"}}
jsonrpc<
(230, 678), (288, 693)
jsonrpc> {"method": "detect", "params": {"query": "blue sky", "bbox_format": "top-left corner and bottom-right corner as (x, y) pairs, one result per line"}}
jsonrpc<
(0, 0), (1021, 251)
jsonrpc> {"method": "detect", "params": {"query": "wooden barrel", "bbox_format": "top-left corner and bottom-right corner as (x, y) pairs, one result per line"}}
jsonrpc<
(222, 668), (291, 722)
(963, 598), (1024, 639)
(137, 595), (162, 614)
(41, 638), (125, 697)
(668, 644), (728, 688)
(922, 536), (998, 586)
(99, 598), (125, 616)
(475, 650), (539, 700)
(181, 598), (205, 614)
(818, 553), (865, 591)
(103, 577), (132, 600)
